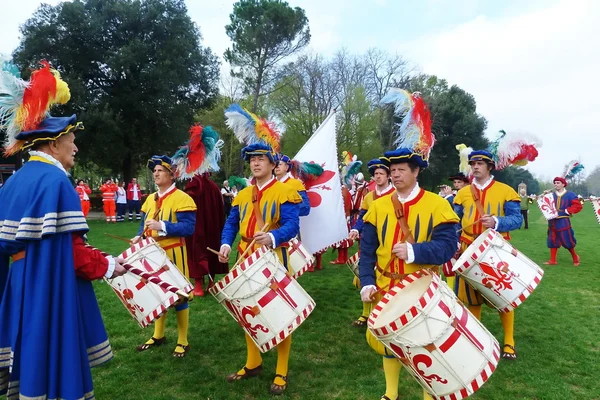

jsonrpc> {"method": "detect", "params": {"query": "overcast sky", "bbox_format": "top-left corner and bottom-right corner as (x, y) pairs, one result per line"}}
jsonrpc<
(1, 0), (598, 180)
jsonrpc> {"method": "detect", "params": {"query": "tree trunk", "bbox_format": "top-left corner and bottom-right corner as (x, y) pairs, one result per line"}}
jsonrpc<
(122, 153), (133, 186)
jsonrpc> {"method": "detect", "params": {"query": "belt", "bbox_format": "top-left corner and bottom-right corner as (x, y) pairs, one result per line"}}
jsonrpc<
(159, 238), (185, 251)
(376, 266), (408, 281)
(11, 250), (25, 262)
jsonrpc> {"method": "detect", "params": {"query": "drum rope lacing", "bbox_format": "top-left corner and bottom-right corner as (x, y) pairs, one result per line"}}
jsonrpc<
(376, 278), (456, 348)
(215, 252), (281, 302)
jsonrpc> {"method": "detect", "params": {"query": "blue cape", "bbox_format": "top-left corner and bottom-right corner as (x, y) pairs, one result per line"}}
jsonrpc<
(0, 160), (112, 399)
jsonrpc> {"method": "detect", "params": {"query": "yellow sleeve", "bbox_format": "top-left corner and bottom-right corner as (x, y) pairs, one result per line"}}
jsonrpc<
(173, 190), (197, 212)
(363, 198), (378, 226)
(505, 186), (521, 203)
(454, 186), (467, 206)
(434, 196), (460, 225)
(232, 186), (252, 207)
(141, 194), (154, 214)
(360, 192), (373, 211)
(290, 178), (306, 192)
(281, 185), (302, 204)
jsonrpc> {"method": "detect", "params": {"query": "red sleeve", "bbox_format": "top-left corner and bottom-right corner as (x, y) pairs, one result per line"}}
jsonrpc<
(85, 185), (91, 194)
(72, 234), (109, 280)
(567, 198), (583, 215)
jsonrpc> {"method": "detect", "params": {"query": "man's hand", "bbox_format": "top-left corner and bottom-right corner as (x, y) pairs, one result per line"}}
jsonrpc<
(219, 245), (231, 263)
(440, 185), (453, 196)
(131, 235), (141, 244)
(392, 242), (409, 260)
(361, 286), (378, 302)
(145, 219), (162, 231)
(254, 231), (272, 246)
(480, 214), (496, 229)
(110, 257), (128, 278)
(348, 230), (359, 241)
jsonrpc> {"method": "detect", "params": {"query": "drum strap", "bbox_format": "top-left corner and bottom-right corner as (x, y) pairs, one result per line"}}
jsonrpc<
(251, 185), (266, 230)
(390, 195), (415, 244)
(469, 184), (487, 217)
(376, 265), (408, 281)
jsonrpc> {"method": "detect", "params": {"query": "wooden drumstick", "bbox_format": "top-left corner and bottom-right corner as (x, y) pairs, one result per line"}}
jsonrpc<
(104, 232), (134, 243)
(206, 247), (222, 256)
(456, 219), (482, 234)
(232, 223), (271, 269)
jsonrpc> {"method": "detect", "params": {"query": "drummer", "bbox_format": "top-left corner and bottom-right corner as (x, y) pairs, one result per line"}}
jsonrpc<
(452, 150), (522, 360)
(132, 155), (197, 358)
(348, 157), (394, 328)
(274, 153), (311, 217)
(359, 148), (459, 400)
(219, 105), (302, 395)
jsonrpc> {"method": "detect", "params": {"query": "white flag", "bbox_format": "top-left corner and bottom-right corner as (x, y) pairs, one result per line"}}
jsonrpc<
(293, 112), (348, 254)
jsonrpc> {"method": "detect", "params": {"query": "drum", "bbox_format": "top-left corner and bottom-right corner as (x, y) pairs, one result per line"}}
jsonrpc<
(453, 229), (544, 313)
(106, 238), (193, 328)
(368, 270), (500, 400)
(536, 192), (558, 220)
(286, 238), (314, 279)
(589, 197), (600, 225)
(442, 254), (458, 278)
(209, 246), (315, 353)
(346, 252), (359, 278)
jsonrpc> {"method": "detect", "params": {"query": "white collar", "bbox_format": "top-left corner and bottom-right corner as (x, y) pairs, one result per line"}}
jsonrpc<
(376, 183), (394, 196)
(473, 175), (494, 191)
(278, 173), (292, 182)
(397, 182), (421, 203)
(157, 183), (176, 197)
(556, 189), (567, 196)
(257, 176), (275, 190)
(29, 151), (69, 176)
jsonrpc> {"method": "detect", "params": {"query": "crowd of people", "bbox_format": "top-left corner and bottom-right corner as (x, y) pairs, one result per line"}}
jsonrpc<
(0, 62), (587, 400)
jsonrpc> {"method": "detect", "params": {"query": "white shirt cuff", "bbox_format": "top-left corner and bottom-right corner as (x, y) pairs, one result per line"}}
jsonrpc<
(104, 256), (116, 279)
(360, 285), (377, 296)
(565, 210), (570, 215)
(158, 221), (167, 236)
(493, 216), (499, 230)
(220, 244), (231, 251)
(350, 229), (359, 235)
(268, 233), (276, 248)
(405, 242), (415, 264)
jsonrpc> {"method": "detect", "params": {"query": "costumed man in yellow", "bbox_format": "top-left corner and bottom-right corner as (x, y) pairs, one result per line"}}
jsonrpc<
(453, 130), (540, 360)
(273, 153), (312, 217)
(132, 155), (197, 358)
(218, 104), (302, 395)
(360, 89), (460, 400)
(348, 157), (394, 328)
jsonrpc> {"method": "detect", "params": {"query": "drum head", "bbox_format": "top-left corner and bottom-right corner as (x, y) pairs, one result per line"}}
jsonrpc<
(373, 274), (433, 328)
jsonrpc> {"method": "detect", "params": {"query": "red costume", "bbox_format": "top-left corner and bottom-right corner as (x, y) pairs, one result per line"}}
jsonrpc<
(330, 185), (354, 264)
(75, 184), (92, 217)
(184, 173), (228, 296)
(99, 182), (118, 223)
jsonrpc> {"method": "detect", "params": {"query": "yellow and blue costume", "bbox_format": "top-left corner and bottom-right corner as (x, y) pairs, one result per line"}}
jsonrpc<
(452, 150), (522, 360)
(137, 155), (197, 357)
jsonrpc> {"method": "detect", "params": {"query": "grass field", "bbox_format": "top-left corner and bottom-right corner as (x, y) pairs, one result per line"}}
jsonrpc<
(86, 205), (600, 400)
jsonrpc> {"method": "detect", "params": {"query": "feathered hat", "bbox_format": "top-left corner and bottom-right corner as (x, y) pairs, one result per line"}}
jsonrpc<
(147, 155), (173, 173)
(228, 175), (249, 190)
(471, 130), (541, 170)
(340, 150), (362, 186)
(275, 152), (324, 183)
(224, 104), (280, 162)
(0, 58), (80, 155)
(554, 160), (584, 187)
(171, 124), (223, 180)
(367, 157), (390, 176)
(380, 89), (434, 168)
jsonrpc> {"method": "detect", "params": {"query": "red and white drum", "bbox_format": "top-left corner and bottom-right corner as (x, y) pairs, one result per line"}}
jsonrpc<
(453, 229), (544, 313)
(589, 196), (600, 225)
(536, 192), (558, 220)
(209, 246), (315, 353)
(442, 254), (458, 278)
(368, 270), (500, 400)
(346, 252), (360, 278)
(106, 238), (193, 328)
(285, 238), (314, 279)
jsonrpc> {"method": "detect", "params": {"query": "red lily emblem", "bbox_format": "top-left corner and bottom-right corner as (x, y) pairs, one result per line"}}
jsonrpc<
(479, 261), (515, 295)
(304, 166), (336, 208)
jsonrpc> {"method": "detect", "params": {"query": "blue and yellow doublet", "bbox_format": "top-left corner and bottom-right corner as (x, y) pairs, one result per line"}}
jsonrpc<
(547, 190), (581, 249)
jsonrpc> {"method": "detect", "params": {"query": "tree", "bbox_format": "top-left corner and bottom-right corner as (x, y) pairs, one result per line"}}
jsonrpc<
(584, 165), (600, 195)
(13, 0), (219, 182)
(225, 0), (310, 112)
(494, 166), (540, 194)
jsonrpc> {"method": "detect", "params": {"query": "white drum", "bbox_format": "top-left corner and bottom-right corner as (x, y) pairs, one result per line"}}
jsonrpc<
(453, 229), (544, 313)
(209, 246), (315, 353)
(536, 193), (558, 220)
(285, 238), (314, 279)
(346, 252), (359, 278)
(106, 238), (193, 328)
(368, 270), (500, 400)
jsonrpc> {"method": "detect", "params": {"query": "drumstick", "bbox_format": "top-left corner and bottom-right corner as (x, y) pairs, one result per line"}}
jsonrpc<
(206, 247), (221, 256)
(232, 223), (271, 269)
(85, 244), (189, 298)
(456, 219), (482, 234)
(104, 232), (134, 243)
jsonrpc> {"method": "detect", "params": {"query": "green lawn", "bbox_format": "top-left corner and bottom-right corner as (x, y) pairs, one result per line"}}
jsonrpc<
(86, 205), (600, 400)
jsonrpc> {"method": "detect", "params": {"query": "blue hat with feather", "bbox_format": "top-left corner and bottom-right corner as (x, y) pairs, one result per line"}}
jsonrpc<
(468, 150), (495, 168)
(224, 104), (280, 163)
(147, 155), (173, 173)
